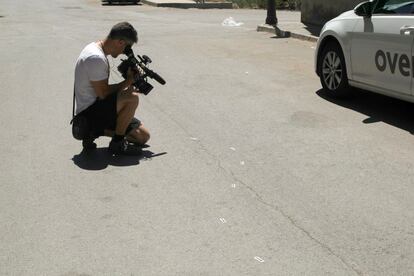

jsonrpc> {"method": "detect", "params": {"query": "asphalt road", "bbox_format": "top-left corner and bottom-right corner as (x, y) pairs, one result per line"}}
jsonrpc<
(1, 0), (414, 275)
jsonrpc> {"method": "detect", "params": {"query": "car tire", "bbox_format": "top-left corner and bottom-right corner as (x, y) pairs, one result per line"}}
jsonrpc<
(319, 41), (351, 98)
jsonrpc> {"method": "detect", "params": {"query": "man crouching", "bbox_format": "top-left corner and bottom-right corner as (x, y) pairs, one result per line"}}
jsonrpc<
(74, 22), (149, 155)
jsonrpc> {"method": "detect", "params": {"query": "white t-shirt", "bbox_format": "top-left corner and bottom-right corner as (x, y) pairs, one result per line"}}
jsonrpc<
(74, 42), (109, 114)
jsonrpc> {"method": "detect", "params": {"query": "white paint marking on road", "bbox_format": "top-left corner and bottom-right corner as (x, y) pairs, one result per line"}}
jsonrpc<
(311, 46), (316, 49)
(240, 161), (245, 166)
(229, 147), (236, 151)
(190, 137), (199, 141)
(220, 218), (227, 223)
(232, 183), (236, 188)
(254, 256), (265, 263)
(245, 71), (249, 74)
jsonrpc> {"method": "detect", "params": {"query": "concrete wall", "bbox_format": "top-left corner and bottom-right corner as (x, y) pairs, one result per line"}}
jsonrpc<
(301, 0), (363, 26)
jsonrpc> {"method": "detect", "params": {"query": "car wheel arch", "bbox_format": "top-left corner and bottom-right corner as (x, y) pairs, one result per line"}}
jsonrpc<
(317, 36), (345, 77)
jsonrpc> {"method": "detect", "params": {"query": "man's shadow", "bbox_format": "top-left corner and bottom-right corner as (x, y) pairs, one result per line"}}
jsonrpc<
(316, 88), (414, 134)
(72, 147), (167, 170)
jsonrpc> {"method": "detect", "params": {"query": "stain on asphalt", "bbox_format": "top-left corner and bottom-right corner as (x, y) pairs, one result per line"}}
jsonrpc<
(61, 272), (91, 276)
(98, 196), (113, 203)
(101, 214), (113, 220)
(62, 6), (82, 9)
(289, 111), (335, 128)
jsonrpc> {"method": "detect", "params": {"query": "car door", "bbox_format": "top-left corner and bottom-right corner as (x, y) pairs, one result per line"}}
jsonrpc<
(350, 0), (414, 96)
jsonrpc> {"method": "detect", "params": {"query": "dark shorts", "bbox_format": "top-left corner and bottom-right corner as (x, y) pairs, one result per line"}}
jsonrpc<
(80, 92), (141, 137)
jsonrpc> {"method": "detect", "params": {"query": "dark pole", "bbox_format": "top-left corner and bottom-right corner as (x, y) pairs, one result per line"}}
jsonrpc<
(265, 0), (278, 26)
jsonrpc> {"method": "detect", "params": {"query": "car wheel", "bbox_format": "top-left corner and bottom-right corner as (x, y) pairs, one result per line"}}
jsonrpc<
(319, 41), (351, 98)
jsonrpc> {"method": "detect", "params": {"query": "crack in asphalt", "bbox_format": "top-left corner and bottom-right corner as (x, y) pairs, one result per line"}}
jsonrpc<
(227, 171), (362, 275)
(192, 140), (362, 275)
(148, 101), (362, 275)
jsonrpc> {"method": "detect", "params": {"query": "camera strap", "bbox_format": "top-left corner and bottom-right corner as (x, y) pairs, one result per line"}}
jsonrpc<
(71, 86), (75, 124)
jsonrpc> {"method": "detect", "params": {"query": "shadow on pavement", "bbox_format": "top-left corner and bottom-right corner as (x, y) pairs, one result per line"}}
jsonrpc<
(72, 147), (167, 170)
(303, 24), (322, 37)
(101, 2), (142, 6)
(270, 36), (288, 39)
(316, 88), (414, 134)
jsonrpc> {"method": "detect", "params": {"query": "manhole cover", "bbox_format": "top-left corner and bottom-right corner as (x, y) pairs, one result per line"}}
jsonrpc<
(62, 6), (82, 9)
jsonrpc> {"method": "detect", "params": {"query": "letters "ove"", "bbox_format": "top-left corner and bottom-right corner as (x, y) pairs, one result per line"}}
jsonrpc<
(375, 50), (414, 77)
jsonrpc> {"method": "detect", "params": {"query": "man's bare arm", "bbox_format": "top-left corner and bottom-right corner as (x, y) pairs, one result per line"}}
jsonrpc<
(91, 69), (135, 99)
(90, 79), (111, 99)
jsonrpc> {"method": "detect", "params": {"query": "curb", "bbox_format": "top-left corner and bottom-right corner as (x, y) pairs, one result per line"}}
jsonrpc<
(257, 24), (318, 43)
(142, 0), (232, 8)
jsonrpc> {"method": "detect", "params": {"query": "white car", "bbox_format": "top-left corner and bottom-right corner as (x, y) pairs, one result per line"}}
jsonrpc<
(316, 0), (414, 101)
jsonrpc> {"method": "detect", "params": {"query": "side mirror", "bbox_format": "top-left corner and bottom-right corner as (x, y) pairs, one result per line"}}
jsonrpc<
(354, 1), (373, 18)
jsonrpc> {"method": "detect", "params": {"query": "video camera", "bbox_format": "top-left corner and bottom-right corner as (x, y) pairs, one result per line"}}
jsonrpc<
(117, 46), (166, 95)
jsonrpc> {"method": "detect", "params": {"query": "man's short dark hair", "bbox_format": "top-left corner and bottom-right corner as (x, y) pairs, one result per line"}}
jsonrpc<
(108, 22), (138, 43)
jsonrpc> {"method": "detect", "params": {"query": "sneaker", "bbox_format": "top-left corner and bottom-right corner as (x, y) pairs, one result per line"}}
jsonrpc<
(108, 138), (142, 155)
(126, 141), (150, 149)
(82, 138), (97, 151)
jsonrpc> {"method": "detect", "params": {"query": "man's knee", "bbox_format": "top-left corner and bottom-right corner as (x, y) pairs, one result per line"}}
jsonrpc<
(130, 92), (139, 107)
(138, 127), (150, 144)
(125, 92), (139, 108)
(117, 92), (139, 111)
(142, 129), (150, 144)
(129, 126), (150, 145)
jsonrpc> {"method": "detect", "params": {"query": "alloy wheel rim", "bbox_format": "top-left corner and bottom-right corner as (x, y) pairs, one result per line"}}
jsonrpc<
(322, 51), (342, 91)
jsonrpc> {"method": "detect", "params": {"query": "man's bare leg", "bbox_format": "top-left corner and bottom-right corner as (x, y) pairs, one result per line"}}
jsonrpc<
(108, 90), (139, 154)
(115, 90), (139, 136)
(104, 124), (150, 146)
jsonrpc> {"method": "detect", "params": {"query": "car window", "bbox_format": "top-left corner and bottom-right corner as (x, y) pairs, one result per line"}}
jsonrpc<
(373, 0), (414, 14)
